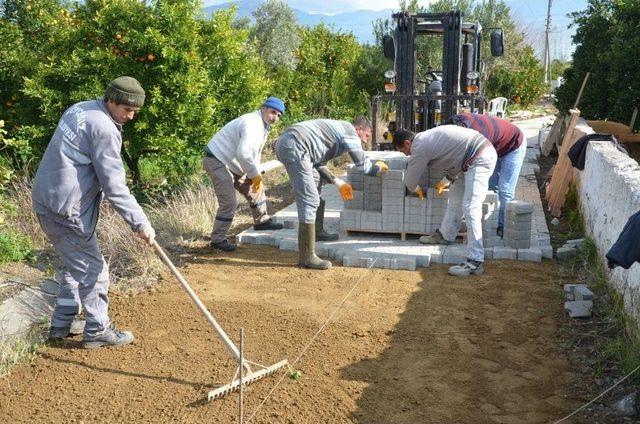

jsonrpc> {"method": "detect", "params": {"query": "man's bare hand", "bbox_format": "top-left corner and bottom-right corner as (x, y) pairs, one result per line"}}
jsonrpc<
(137, 225), (156, 246)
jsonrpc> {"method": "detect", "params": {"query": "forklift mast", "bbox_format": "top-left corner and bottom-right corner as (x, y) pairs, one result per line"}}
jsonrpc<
(373, 10), (504, 149)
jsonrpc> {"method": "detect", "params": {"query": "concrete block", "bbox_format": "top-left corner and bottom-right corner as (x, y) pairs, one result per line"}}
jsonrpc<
(279, 238), (298, 251)
(345, 191), (364, 210)
(564, 238), (586, 252)
(564, 300), (593, 318)
(484, 191), (498, 204)
(556, 246), (577, 261)
(517, 248), (542, 262)
(505, 200), (534, 214)
(484, 247), (494, 260)
(564, 284), (580, 300)
(442, 245), (467, 264)
(255, 233), (276, 245)
(574, 285), (595, 301)
(237, 233), (256, 244)
(505, 238), (531, 249)
(493, 246), (517, 260)
(541, 245), (553, 259)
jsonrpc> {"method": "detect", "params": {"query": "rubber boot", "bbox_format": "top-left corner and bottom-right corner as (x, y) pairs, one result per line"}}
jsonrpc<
(299, 223), (332, 270)
(315, 200), (339, 241)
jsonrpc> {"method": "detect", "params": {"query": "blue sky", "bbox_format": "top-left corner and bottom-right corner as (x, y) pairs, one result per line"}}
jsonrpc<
(204, 0), (590, 60)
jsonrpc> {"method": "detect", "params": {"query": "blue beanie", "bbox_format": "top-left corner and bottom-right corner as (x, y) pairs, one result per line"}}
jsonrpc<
(262, 96), (285, 115)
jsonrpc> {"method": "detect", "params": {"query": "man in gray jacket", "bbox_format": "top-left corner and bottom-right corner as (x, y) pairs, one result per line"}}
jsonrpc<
(275, 117), (388, 270)
(32, 76), (155, 348)
(394, 126), (497, 276)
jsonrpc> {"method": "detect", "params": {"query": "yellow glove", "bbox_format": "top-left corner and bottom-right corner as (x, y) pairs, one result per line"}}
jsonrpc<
(375, 161), (389, 174)
(335, 178), (354, 200)
(251, 175), (263, 193)
(434, 177), (450, 196)
(415, 186), (425, 200)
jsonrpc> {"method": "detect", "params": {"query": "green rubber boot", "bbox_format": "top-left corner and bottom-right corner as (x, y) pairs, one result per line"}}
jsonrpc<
(315, 199), (339, 241)
(299, 223), (332, 270)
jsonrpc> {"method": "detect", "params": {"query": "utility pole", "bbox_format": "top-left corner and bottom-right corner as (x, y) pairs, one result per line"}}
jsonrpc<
(543, 0), (553, 98)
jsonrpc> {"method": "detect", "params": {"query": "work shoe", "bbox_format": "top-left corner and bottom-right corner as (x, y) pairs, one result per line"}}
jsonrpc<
(316, 200), (339, 241)
(298, 223), (332, 270)
(254, 218), (284, 231)
(211, 239), (236, 252)
(448, 259), (484, 276)
(419, 229), (454, 245)
(48, 319), (86, 340)
(496, 226), (504, 238)
(83, 325), (134, 349)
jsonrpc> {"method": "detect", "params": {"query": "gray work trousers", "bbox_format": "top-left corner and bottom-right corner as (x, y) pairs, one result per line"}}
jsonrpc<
(37, 214), (110, 336)
(275, 134), (322, 224)
(203, 155), (270, 243)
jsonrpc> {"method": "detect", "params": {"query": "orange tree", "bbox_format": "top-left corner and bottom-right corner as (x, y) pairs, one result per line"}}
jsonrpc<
(6, 0), (269, 186)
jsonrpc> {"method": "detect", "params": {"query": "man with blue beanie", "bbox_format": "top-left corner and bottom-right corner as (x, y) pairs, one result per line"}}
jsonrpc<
(203, 97), (285, 251)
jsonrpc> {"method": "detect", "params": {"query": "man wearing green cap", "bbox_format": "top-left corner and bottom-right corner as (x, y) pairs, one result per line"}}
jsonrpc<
(32, 76), (155, 349)
(203, 96), (285, 252)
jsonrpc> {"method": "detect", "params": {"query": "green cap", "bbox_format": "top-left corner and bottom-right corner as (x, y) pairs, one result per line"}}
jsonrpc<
(104, 76), (145, 107)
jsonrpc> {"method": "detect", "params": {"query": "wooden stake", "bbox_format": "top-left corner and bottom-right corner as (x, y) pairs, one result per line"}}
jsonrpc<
(573, 72), (590, 110)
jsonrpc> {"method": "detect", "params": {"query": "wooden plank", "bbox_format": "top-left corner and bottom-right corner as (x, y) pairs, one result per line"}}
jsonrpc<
(545, 109), (581, 217)
(541, 113), (564, 156)
(573, 72), (590, 110)
(586, 119), (640, 143)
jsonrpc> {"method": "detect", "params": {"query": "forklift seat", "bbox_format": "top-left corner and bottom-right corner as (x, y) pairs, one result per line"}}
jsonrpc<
(487, 97), (507, 118)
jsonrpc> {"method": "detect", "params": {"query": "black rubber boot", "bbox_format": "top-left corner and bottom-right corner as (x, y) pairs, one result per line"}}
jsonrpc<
(298, 223), (332, 270)
(315, 200), (339, 241)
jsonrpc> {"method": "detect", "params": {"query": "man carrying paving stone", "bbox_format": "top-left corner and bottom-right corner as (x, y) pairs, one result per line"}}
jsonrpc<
(394, 126), (497, 276)
(444, 113), (526, 238)
(275, 117), (388, 270)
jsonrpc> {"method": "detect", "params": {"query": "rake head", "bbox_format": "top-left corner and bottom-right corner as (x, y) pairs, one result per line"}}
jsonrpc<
(207, 359), (289, 401)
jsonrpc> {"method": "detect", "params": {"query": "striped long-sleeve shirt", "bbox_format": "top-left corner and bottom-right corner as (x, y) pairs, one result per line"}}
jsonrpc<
(281, 119), (379, 181)
(444, 113), (523, 157)
(405, 126), (493, 192)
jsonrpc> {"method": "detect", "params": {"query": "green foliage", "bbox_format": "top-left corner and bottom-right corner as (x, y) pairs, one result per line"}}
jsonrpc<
(487, 46), (545, 107)
(250, 0), (301, 70)
(0, 195), (33, 264)
(556, 0), (640, 129)
(280, 24), (369, 121)
(550, 59), (570, 80)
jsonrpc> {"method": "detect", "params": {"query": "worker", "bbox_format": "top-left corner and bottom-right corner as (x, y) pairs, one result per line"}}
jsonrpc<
(32, 76), (155, 348)
(275, 117), (388, 270)
(203, 97), (285, 252)
(444, 113), (526, 238)
(393, 126), (497, 276)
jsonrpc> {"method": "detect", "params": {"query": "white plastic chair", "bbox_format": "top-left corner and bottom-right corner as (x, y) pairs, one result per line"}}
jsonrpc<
(487, 97), (507, 118)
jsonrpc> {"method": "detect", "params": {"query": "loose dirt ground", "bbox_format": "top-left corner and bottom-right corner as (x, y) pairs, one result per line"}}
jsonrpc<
(0, 244), (583, 423)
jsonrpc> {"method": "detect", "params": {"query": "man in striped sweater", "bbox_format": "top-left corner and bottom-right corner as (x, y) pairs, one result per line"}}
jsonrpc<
(445, 113), (526, 237)
(203, 97), (285, 252)
(276, 117), (388, 270)
(394, 126), (497, 276)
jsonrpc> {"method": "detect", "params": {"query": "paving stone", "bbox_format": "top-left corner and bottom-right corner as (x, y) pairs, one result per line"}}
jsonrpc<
(506, 200), (534, 214)
(279, 238), (298, 251)
(574, 285), (595, 301)
(564, 284), (580, 300)
(565, 300), (593, 318)
(517, 248), (542, 262)
(493, 246), (518, 260)
(556, 246), (577, 261)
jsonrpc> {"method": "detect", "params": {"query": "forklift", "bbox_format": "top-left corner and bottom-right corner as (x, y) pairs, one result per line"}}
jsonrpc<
(372, 10), (505, 150)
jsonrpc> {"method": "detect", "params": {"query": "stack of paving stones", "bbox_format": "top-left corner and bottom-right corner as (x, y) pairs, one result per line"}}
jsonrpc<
(340, 159), (502, 241)
(494, 200), (542, 262)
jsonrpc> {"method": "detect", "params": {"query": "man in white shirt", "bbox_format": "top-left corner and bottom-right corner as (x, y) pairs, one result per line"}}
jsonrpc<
(203, 97), (285, 252)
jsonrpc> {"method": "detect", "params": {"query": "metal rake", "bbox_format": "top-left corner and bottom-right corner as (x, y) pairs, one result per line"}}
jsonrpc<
(152, 241), (288, 401)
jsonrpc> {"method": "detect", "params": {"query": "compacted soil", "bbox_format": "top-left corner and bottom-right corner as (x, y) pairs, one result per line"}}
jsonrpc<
(0, 245), (582, 423)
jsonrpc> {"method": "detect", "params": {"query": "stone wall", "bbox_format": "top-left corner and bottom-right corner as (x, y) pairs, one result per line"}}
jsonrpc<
(578, 140), (640, 320)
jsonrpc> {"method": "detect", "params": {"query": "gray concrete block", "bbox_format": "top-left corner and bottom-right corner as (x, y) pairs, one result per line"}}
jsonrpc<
(237, 233), (256, 244)
(442, 245), (467, 264)
(484, 191), (498, 204)
(541, 245), (553, 259)
(255, 233), (276, 245)
(564, 284), (580, 300)
(345, 191), (364, 210)
(565, 300), (593, 318)
(574, 285), (595, 301)
(505, 200), (534, 214)
(556, 246), (577, 261)
(564, 238), (586, 252)
(517, 248), (542, 262)
(505, 238), (531, 249)
(279, 238), (298, 251)
(493, 246), (518, 260)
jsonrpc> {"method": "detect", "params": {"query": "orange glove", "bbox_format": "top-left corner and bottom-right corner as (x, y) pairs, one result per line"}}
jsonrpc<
(334, 178), (354, 200)
(375, 161), (389, 174)
(251, 175), (263, 193)
(434, 177), (450, 196)
(415, 186), (425, 200)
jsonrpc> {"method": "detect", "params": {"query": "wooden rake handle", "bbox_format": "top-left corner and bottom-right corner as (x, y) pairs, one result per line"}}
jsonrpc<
(151, 241), (248, 369)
